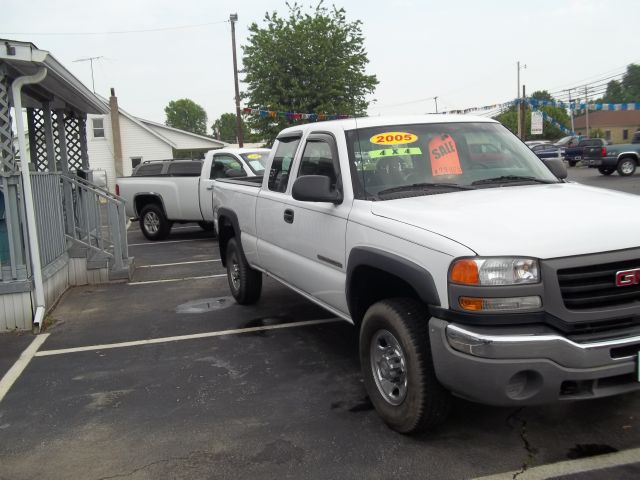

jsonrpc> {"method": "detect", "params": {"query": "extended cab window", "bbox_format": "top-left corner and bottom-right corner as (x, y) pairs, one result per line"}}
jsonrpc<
(211, 155), (244, 179)
(297, 138), (340, 190)
(268, 136), (301, 192)
(168, 161), (202, 177)
(133, 163), (163, 176)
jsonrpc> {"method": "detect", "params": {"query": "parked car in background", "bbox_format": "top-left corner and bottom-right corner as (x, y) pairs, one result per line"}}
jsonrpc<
(525, 140), (551, 148)
(554, 135), (581, 148)
(583, 141), (640, 176)
(564, 138), (609, 167)
(116, 147), (269, 240)
(531, 143), (565, 160)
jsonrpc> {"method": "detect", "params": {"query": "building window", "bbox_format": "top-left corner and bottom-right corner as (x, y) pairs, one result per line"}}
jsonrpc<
(131, 157), (142, 169)
(623, 129), (629, 141)
(605, 130), (611, 141)
(92, 118), (105, 138)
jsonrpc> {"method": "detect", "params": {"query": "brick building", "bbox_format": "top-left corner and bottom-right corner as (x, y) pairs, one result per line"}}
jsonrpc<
(573, 110), (640, 144)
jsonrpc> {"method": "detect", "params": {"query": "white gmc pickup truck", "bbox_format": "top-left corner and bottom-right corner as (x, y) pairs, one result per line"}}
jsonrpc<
(116, 148), (269, 240)
(213, 115), (640, 434)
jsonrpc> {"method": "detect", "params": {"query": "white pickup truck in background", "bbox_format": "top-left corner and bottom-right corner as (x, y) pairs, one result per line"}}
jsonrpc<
(213, 116), (640, 434)
(116, 148), (269, 240)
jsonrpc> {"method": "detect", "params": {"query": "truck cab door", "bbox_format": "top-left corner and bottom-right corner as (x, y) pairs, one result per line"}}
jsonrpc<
(257, 132), (351, 314)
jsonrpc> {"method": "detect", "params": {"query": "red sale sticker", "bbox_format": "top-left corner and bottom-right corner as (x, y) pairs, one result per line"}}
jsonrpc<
(429, 134), (462, 176)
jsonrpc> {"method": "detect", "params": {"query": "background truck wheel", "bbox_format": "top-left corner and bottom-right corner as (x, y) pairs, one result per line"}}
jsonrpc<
(617, 157), (637, 176)
(139, 204), (172, 241)
(359, 298), (450, 434)
(226, 237), (262, 304)
(568, 160), (577, 167)
(598, 167), (615, 176)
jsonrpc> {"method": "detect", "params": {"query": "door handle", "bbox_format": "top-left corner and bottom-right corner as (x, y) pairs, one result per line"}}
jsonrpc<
(206, 185), (215, 191)
(283, 209), (294, 224)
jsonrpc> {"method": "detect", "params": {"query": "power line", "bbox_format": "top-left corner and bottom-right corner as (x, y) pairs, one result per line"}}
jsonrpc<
(546, 63), (634, 92)
(0, 20), (229, 36)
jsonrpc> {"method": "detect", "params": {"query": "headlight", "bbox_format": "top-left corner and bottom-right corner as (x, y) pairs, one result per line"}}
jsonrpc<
(449, 257), (540, 286)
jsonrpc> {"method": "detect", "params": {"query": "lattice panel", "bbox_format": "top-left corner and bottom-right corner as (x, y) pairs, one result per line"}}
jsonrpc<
(0, 65), (16, 173)
(27, 108), (49, 172)
(64, 113), (83, 172)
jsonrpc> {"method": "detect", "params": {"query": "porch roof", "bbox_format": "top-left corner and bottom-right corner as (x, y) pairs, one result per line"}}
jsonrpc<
(0, 38), (108, 114)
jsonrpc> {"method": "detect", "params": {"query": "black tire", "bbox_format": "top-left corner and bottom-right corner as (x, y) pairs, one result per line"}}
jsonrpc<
(359, 298), (451, 434)
(226, 237), (262, 305)
(139, 204), (172, 241)
(598, 167), (615, 176)
(568, 160), (577, 167)
(198, 221), (215, 232)
(617, 157), (637, 176)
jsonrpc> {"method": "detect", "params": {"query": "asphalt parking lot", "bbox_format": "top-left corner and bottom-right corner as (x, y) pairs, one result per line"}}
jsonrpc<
(1, 165), (639, 479)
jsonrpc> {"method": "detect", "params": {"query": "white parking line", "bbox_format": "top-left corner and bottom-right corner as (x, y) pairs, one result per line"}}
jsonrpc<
(129, 239), (210, 247)
(128, 274), (226, 285)
(473, 447), (640, 480)
(35, 319), (341, 357)
(136, 259), (221, 269)
(0, 334), (50, 404)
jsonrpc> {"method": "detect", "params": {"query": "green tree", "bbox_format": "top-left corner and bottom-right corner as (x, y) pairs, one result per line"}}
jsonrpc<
(164, 99), (208, 136)
(212, 113), (255, 144)
(599, 64), (640, 103)
(242, 2), (378, 144)
(495, 90), (571, 140)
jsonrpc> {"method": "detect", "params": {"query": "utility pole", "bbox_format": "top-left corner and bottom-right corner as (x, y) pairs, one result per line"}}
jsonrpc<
(73, 56), (103, 93)
(229, 13), (244, 147)
(516, 61), (526, 139)
(584, 85), (589, 137)
(564, 88), (575, 133)
(520, 85), (526, 139)
(433, 96), (439, 113)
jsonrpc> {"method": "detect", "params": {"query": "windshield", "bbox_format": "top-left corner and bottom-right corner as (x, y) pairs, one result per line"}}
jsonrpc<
(346, 122), (559, 200)
(239, 151), (268, 174)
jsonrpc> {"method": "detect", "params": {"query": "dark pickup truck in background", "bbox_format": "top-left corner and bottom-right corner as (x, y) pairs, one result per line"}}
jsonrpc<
(584, 142), (640, 176)
(564, 138), (609, 167)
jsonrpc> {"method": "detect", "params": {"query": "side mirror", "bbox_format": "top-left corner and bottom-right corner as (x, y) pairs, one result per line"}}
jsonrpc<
(542, 158), (568, 179)
(292, 175), (342, 204)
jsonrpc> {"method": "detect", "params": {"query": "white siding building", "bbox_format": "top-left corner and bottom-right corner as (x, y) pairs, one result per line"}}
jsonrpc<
(87, 91), (226, 191)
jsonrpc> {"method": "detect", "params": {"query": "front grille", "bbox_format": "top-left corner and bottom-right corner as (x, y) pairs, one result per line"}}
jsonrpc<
(558, 259), (640, 309)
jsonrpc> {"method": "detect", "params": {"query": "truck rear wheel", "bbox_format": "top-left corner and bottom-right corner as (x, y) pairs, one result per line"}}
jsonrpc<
(598, 167), (615, 176)
(359, 298), (450, 434)
(226, 238), (262, 305)
(617, 157), (637, 176)
(139, 204), (172, 241)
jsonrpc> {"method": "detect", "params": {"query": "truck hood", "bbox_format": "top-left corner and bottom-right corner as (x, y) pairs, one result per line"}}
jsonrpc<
(370, 183), (640, 259)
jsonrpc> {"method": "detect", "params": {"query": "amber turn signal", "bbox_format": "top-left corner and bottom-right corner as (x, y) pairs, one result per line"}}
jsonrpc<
(459, 297), (484, 311)
(450, 259), (479, 285)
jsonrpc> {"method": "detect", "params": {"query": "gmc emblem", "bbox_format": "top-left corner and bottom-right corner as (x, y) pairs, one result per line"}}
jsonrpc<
(615, 268), (640, 287)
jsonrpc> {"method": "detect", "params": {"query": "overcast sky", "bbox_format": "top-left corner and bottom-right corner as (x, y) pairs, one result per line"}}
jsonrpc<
(3, 0), (637, 133)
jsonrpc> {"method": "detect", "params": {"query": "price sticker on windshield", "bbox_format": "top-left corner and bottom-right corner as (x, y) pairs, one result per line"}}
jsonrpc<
(246, 153), (263, 159)
(429, 134), (463, 176)
(370, 132), (418, 145)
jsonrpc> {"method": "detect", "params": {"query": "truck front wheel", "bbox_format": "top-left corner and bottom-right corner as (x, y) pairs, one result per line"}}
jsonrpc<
(226, 238), (262, 304)
(617, 157), (637, 176)
(359, 298), (450, 434)
(139, 204), (172, 241)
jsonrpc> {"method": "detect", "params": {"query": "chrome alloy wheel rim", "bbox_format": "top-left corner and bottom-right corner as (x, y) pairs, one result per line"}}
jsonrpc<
(621, 161), (634, 175)
(144, 211), (160, 234)
(370, 329), (408, 406)
(230, 253), (241, 291)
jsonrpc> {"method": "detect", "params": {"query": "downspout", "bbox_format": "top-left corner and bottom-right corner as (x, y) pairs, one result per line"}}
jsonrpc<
(11, 67), (48, 332)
